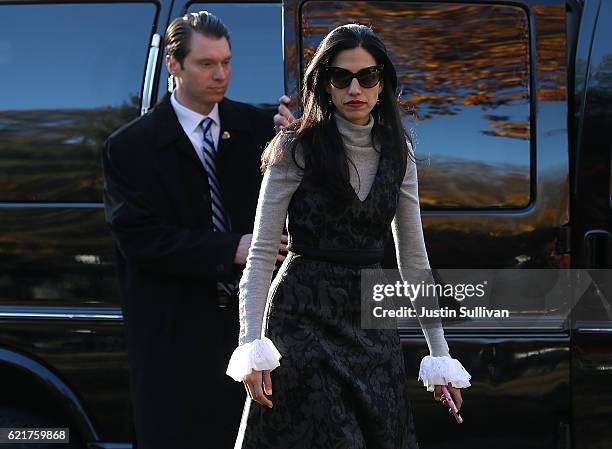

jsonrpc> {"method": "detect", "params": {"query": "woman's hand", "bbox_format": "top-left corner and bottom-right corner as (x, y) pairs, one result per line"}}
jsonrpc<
(433, 384), (463, 413)
(243, 369), (273, 408)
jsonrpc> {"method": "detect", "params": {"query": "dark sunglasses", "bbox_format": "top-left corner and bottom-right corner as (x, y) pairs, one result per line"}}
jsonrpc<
(325, 65), (384, 89)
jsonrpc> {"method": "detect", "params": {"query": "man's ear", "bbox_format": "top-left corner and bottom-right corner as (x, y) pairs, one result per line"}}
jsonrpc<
(166, 55), (178, 76)
(378, 81), (384, 94)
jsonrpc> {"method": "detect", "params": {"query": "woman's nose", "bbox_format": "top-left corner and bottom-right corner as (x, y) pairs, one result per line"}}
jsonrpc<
(348, 77), (362, 94)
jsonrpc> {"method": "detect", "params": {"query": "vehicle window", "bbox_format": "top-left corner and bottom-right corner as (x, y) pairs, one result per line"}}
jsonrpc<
(301, 2), (532, 208)
(586, 3), (612, 211)
(0, 3), (157, 202)
(187, 3), (283, 108)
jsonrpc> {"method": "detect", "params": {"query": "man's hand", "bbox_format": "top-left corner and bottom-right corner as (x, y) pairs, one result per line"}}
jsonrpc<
(273, 95), (297, 133)
(234, 234), (252, 265)
(243, 369), (273, 408)
(277, 234), (288, 262)
(234, 234), (290, 265)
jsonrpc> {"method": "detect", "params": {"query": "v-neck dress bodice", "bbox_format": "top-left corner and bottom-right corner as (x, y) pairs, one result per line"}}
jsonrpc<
(285, 130), (396, 254)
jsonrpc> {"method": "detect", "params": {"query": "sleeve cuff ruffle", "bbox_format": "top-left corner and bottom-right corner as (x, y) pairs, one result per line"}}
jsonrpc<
(226, 337), (282, 382)
(418, 355), (472, 392)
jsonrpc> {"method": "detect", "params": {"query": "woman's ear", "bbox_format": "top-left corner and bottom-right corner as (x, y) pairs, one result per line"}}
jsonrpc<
(378, 81), (384, 94)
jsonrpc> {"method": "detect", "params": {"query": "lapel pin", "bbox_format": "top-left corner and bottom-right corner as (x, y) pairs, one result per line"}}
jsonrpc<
(222, 131), (231, 140)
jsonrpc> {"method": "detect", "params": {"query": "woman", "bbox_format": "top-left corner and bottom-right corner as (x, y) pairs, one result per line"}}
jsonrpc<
(226, 24), (471, 448)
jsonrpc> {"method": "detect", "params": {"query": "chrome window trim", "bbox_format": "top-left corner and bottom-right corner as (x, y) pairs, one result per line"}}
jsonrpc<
(0, 306), (123, 321)
(141, 33), (161, 115)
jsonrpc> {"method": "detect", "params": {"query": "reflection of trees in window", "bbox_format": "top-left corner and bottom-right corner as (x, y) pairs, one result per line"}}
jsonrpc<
(0, 95), (140, 202)
(481, 115), (529, 140)
(0, 204), (118, 304)
(301, 2), (564, 141)
(533, 5), (567, 102)
(418, 158), (529, 208)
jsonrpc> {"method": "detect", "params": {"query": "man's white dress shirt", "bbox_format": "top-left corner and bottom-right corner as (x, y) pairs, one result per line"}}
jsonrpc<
(170, 91), (221, 164)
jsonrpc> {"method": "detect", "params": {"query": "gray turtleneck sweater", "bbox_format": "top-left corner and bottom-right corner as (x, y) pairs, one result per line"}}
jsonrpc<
(236, 112), (451, 358)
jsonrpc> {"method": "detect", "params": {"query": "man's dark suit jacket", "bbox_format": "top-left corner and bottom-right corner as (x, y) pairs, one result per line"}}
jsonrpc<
(102, 93), (275, 449)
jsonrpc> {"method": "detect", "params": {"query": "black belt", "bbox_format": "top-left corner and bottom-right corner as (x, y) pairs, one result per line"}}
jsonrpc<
(287, 243), (384, 266)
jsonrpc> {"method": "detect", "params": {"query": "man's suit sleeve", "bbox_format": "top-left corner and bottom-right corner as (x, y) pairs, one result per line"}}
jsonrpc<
(102, 135), (242, 280)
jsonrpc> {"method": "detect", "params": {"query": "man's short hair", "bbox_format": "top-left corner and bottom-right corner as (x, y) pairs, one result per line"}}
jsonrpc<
(164, 11), (231, 68)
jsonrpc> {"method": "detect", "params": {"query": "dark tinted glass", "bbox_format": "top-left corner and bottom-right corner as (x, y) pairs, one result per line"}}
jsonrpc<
(188, 3), (283, 109)
(585, 2), (612, 210)
(302, 2), (532, 208)
(0, 3), (157, 202)
(327, 66), (383, 89)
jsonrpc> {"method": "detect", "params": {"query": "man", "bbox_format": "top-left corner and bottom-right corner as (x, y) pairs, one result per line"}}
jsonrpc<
(102, 11), (285, 449)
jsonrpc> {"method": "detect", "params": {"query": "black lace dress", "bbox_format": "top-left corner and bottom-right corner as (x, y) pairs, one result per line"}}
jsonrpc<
(235, 139), (420, 449)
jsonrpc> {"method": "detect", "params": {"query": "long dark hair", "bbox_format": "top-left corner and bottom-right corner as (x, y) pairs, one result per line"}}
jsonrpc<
(262, 24), (413, 200)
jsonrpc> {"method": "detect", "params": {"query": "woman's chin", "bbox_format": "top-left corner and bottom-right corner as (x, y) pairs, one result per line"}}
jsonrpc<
(337, 108), (371, 125)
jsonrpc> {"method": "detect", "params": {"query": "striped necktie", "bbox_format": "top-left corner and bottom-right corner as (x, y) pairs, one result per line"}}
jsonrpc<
(200, 117), (236, 303)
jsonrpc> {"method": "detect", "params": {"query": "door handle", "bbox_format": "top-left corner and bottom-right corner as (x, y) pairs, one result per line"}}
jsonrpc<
(584, 230), (611, 268)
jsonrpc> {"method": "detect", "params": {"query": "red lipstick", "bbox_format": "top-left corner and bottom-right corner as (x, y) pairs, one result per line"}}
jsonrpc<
(345, 100), (366, 108)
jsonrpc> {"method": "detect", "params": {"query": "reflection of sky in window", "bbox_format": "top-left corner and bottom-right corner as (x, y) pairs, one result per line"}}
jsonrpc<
(406, 104), (530, 167)
(0, 3), (156, 111)
(187, 4), (283, 106)
(589, 1), (612, 89)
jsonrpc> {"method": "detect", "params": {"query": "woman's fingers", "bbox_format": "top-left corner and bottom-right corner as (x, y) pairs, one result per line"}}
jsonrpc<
(433, 385), (443, 402)
(252, 379), (273, 409)
(243, 376), (254, 400)
(263, 370), (273, 396)
(433, 384), (463, 413)
(243, 370), (273, 409)
(449, 385), (463, 411)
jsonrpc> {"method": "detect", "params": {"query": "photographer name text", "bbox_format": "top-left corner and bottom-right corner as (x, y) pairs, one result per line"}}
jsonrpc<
(371, 305), (509, 318)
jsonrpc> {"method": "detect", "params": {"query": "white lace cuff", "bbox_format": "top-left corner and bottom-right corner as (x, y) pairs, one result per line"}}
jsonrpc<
(226, 337), (282, 382)
(418, 355), (472, 392)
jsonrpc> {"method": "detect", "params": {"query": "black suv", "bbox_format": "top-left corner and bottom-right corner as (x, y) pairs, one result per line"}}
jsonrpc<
(0, 0), (610, 448)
